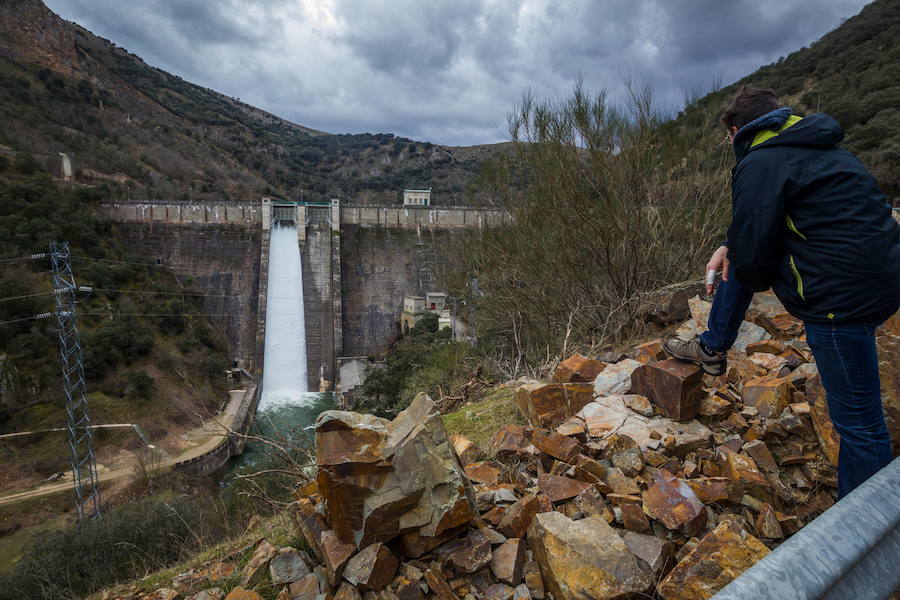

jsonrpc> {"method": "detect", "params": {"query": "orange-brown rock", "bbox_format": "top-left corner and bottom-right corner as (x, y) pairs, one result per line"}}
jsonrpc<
(465, 461), (504, 485)
(397, 524), (466, 558)
(745, 340), (786, 355)
(293, 498), (328, 562)
(621, 502), (651, 533)
(241, 539), (277, 587)
(447, 540), (492, 574)
(876, 331), (900, 452)
(755, 503), (784, 539)
(343, 543), (398, 591)
(269, 547), (311, 585)
(334, 582), (363, 600)
(742, 375), (791, 419)
(490, 538), (527, 586)
(605, 467), (641, 495)
(633, 340), (666, 364)
(485, 425), (533, 459)
(321, 530), (356, 586)
(719, 448), (770, 490)
(657, 520), (770, 600)
(552, 354), (607, 383)
(748, 352), (788, 372)
(316, 394), (475, 548)
(536, 474), (591, 503)
(572, 454), (607, 484)
(630, 359), (703, 420)
(523, 561), (545, 599)
(289, 574), (320, 600)
(514, 383), (595, 428)
(700, 393), (732, 418)
(172, 561), (236, 593)
(527, 511), (651, 600)
(498, 494), (541, 538)
(450, 435), (481, 466)
(642, 469), (707, 535)
(530, 430), (581, 463)
(741, 440), (779, 475)
(573, 486), (613, 522)
(424, 569), (456, 600)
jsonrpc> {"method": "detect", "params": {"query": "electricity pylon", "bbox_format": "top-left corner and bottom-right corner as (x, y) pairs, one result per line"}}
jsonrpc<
(49, 241), (101, 519)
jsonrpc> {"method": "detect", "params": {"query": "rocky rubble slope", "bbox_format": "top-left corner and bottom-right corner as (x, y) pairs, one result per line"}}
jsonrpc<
(110, 292), (898, 600)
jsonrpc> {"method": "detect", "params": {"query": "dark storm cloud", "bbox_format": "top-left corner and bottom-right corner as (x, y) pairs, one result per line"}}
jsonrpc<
(43, 0), (871, 145)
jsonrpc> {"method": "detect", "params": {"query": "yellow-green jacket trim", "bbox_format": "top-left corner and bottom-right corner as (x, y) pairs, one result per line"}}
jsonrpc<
(752, 115), (804, 147)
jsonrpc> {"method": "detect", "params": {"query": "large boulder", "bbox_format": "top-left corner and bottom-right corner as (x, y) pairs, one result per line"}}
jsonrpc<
(527, 512), (651, 600)
(514, 382), (594, 428)
(316, 394), (476, 549)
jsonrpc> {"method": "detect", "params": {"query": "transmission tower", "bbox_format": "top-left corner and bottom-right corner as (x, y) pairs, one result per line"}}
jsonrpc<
(50, 241), (101, 519)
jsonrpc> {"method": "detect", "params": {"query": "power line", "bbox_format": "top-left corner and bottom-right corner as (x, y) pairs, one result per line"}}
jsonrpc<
(88, 287), (239, 298)
(0, 253), (47, 264)
(0, 314), (52, 326)
(79, 312), (231, 318)
(0, 290), (56, 303)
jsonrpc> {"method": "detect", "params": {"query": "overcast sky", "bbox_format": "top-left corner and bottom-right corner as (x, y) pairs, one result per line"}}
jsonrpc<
(44, 0), (870, 146)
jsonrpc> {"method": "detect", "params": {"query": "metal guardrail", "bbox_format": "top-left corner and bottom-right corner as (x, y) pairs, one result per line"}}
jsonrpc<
(712, 456), (900, 600)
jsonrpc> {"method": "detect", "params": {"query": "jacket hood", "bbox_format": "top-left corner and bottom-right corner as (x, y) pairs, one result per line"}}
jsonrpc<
(733, 108), (844, 162)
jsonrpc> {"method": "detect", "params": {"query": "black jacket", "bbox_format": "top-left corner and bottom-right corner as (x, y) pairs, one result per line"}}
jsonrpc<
(726, 108), (900, 324)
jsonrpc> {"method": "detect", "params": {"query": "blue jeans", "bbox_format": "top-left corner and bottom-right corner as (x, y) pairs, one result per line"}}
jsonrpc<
(701, 273), (892, 498)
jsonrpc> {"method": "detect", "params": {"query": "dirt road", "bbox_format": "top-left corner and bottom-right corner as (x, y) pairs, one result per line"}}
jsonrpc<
(0, 387), (250, 507)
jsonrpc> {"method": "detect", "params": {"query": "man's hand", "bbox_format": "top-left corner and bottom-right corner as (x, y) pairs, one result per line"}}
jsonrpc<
(706, 245), (729, 295)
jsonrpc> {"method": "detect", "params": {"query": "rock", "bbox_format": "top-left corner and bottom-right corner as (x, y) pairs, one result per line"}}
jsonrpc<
(424, 570), (456, 600)
(755, 503), (784, 539)
(621, 531), (676, 580)
(530, 430), (581, 463)
(745, 340), (786, 355)
(484, 583), (516, 600)
(270, 547), (311, 585)
(446, 540), (492, 574)
(578, 395), (711, 454)
(624, 394), (655, 416)
(605, 467), (641, 495)
(523, 561), (545, 599)
(748, 352), (788, 372)
(621, 502), (651, 533)
(172, 561), (236, 593)
(512, 583), (531, 600)
(145, 590), (179, 600)
(398, 525), (465, 558)
(527, 512), (651, 600)
(804, 375), (843, 469)
(334, 583), (363, 600)
(719, 448), (770, 489)
(593, 359), (642, 396)
(241, 539), (277, 586)
(633, 340), (666, 364)
(490, 538), (527, 586)
(316, 394), (475, 548)
(657, 520), (770, 600)
(537, 474), (591, 503)
(630, 359), (703, 420)
(514, 383), (595, 428)
(485, 425), (533, 459)
(321, 530), (356, 586)
(573, 486), (613, 522)
(741, 440), (778, 475)
(224, 590), (264, 600)
(732, 321), (771, 352)
(639, 281), (705, 326)
(465, 461), (504, 485)
(343, 543), (399, 591)
(572, 454), (607, 484)
(607, 434), (644, 477)
(451, 435), (481, 465)
(641, 469), (707, 535)
(187, 590), (223, 600)
(293, 498), (328, 562)
(552, 354), (607, 383)
(290, 574), (321, 600)
(743, 375), (791, 419)
(555, 417), (586, 438)
(498, 494), (541, 538)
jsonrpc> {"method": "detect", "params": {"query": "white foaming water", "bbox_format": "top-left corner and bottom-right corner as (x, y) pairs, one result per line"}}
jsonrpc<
(259, 224), (315, 411)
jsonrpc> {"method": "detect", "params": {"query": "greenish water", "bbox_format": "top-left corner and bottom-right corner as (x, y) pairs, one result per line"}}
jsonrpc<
(222, 392), (335, 480)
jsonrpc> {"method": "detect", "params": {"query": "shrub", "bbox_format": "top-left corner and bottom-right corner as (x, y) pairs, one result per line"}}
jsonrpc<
(125, 370), (155, 401)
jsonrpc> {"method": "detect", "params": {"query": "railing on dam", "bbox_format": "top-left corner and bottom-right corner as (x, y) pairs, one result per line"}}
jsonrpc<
(100, 200), (511, 229)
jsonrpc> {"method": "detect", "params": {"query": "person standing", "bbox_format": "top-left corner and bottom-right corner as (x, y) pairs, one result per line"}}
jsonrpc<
(664, 86), (899, 497)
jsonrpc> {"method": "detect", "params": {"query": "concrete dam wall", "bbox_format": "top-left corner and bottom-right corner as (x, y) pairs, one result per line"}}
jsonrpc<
(101, 200), (508, 387)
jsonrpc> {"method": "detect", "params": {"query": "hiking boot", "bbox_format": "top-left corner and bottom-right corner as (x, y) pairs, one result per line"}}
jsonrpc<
(662, 335), (727, 376)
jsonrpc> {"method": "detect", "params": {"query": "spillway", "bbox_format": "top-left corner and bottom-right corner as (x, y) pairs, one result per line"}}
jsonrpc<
(259, 224), (312, 411)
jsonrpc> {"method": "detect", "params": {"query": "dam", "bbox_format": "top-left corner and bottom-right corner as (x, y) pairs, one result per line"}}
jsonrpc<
(102, 198), (509, 393)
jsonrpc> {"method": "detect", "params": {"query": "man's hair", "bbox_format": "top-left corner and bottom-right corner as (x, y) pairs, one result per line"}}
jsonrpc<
(721, 86), (780, 131)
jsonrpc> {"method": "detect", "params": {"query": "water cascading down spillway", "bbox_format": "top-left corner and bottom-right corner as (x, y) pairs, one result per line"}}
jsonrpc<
(259, 224), (311, 411)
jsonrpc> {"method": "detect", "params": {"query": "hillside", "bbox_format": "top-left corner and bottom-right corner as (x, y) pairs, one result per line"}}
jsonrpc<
(0, 0), (506, 205)
(676, 0), (900, 202)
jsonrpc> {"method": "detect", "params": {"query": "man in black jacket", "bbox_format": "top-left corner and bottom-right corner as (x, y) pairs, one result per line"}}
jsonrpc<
(664, 87), (899, 497)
